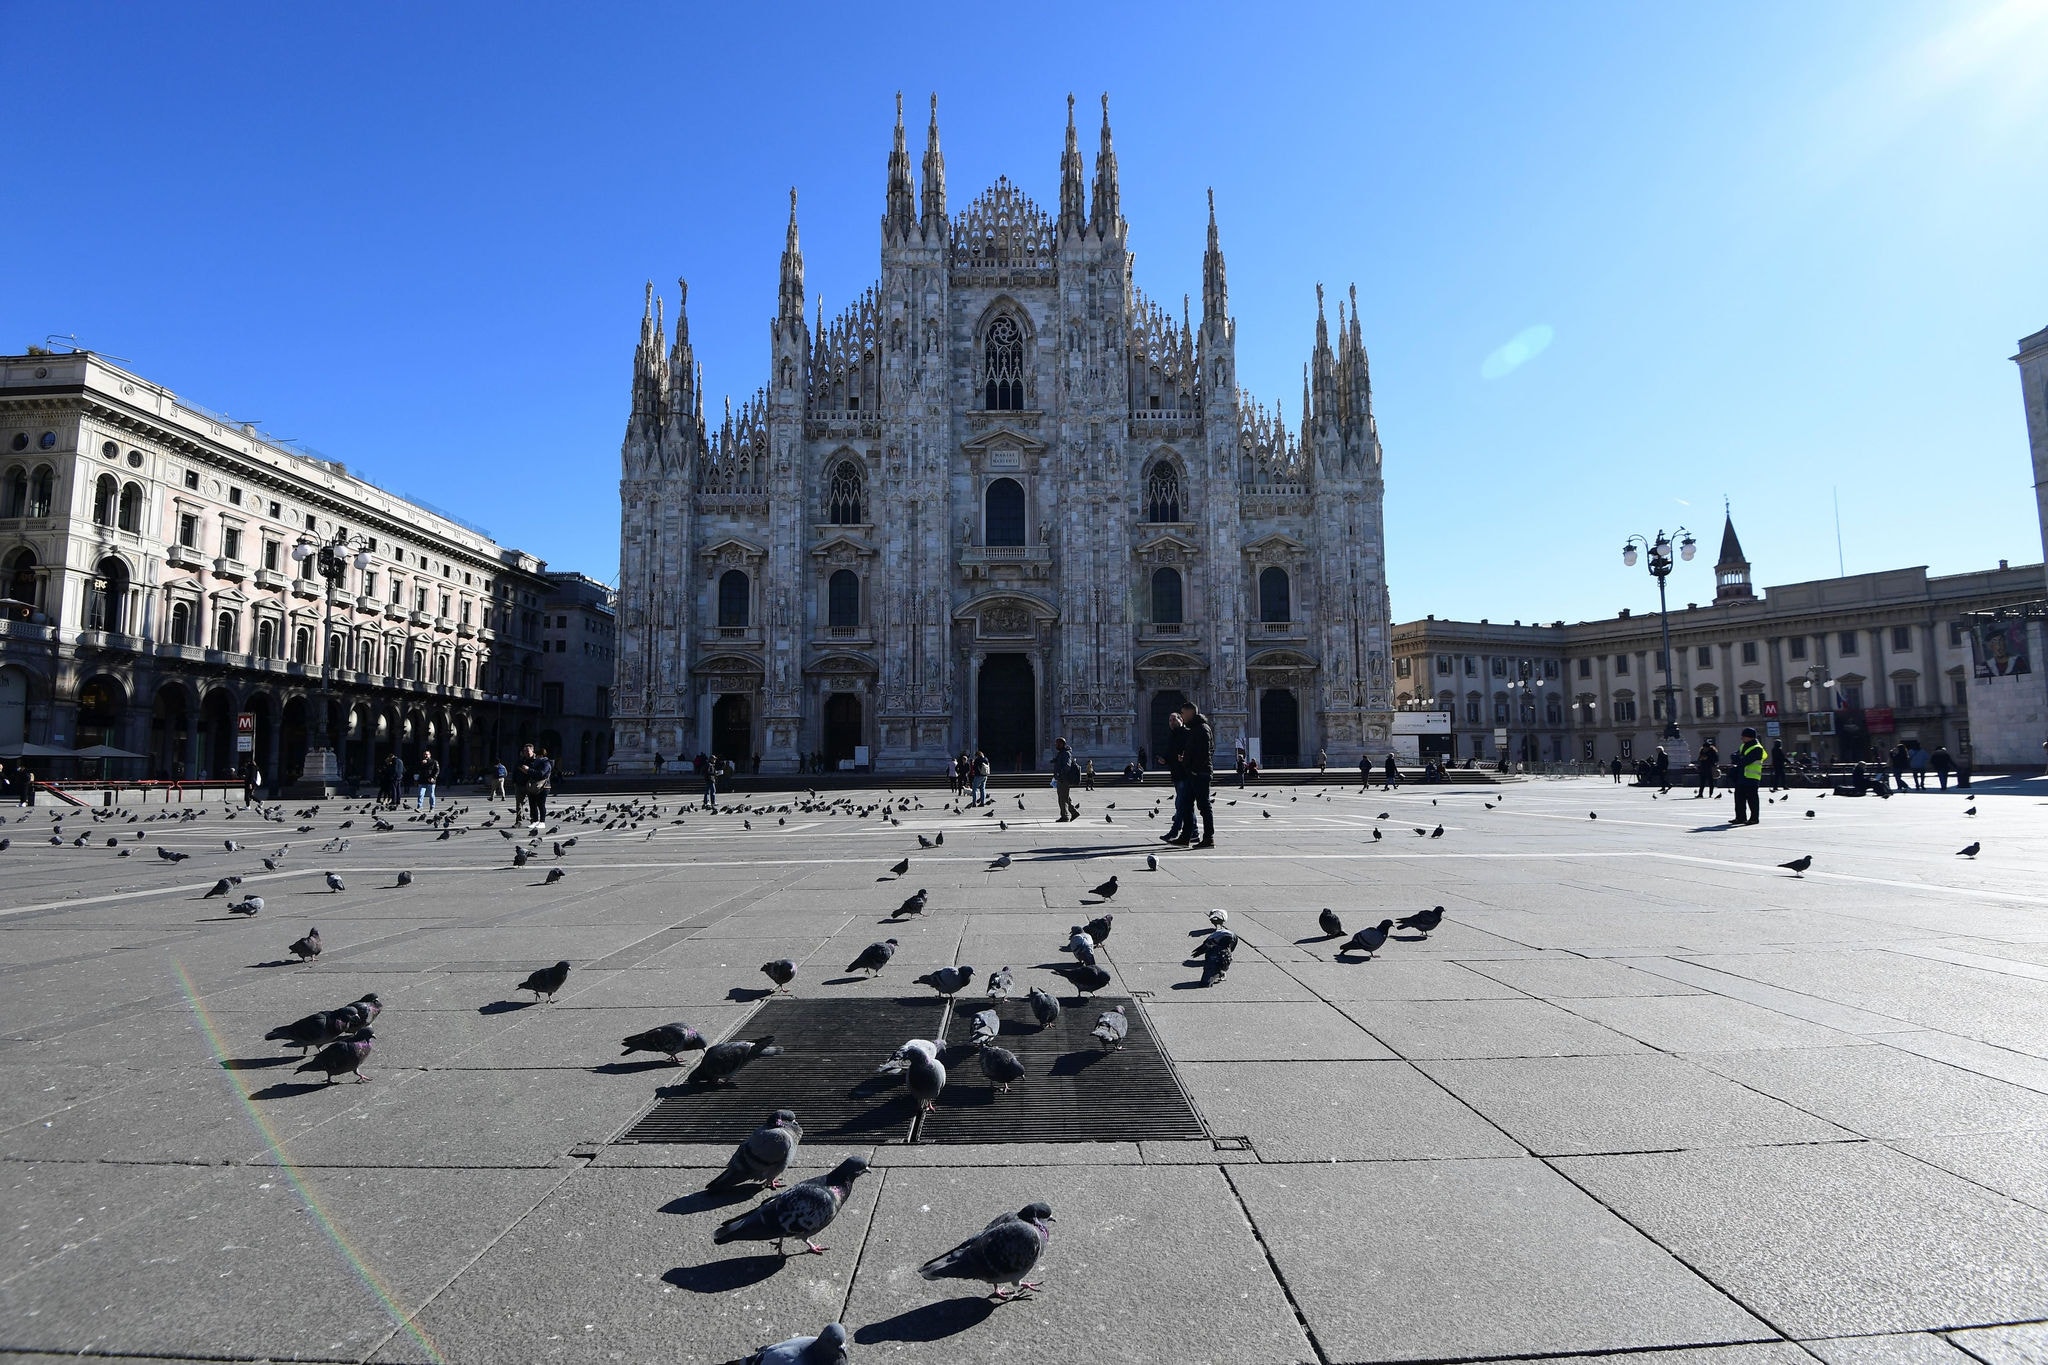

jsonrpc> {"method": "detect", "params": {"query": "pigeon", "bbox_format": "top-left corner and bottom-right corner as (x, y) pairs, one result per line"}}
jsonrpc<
(891, 888), (930, 918)
(1053, 962), (1111, 998)
(324, 872), (345, 893)
(224, 839), (240, 852)
(1081, 913), (1114, 945)
(544, 867), (566, 884)
(706, 1110), (803, 1191)
(1088, 875), (1119, 901)
(296, 1029), (373, 1083)
(1318, 908), (1344, 938)
(846, 939), (897, 976)
(513, 846), (529, 867)
(905, 1046), (947, 1111)
(875, 1039), (940, 1075)
(934, 832), (943, 846)
(1208, 909), (1228, 928)
(917, 834), (933, 848)
(917, 1202), (1056, 1300)
(266, 1009), (346, 1053)
(288, 928), (322, 962)
(1092, 1005), (1129, 1050)
(1027, 986), (1062, 1029)
(393, 870), (412, 888)
(1965, 805), (1977, 816)
(1806, 810), (1816, 818)
(989, 852), (1012, 870)
(744, 1322), (849, 1365)
(1341, 918), (1394, 959)
(694, 1035), (784, 1086)
(1373, 827), (1383, 840)
(1396, 905), (1446, 936)
(1198, 938), (1235, 987)
(889, 858), (910, 877)
(712, 1155), (869, 1256)
(1064, 930), (1097, 966)
(157, 846), (187, 862)
(1430, 825), (1444, 839)
(1196, 928), (1239, 959)
(914, 965), (976, 997)
(1958, 842), (1981, 859)
(1779, 855), (1813, 878)
(978, 1042), (1026, 1093)
(1146, 853), (1158, 871)
(761, 959), (797, 994)
(968, 1008), (1001, 1046)
(517, 960), (572, 1001)
(620, 1022), (705, 1063)
(229, 896), (264, 916)
(261, 857), (278, 871)
(1589, 812), (1598, 820)
(986, 966), (1014, 1000)
(203, 877), (234, 898)
(347, 993), (382, 1024)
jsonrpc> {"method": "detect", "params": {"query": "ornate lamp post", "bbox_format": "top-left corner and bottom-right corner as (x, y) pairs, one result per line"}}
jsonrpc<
(1795, 664), (1836, 765)
(288, 533), (372, 796)
(1621, 529), (1697, 767)
(1506, 675), (1550, 770)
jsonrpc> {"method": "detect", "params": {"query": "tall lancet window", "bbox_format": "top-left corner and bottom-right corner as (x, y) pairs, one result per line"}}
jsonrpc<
(825, 459), (865, 524)
(983, 315), (1025, 411)
(1145, 461), (1182, 523)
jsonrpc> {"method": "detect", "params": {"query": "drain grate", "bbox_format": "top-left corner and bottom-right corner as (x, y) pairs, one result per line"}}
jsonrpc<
(617, 995), (1205, 1146)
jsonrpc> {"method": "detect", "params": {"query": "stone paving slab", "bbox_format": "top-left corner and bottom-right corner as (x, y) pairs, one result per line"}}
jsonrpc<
(1559, 993), (1866, 1052)
(1691, 1045), (2048, 1138)
(1176, 1060), (1522, 1160)
(1144, 999), (1396, 1061)
(1803, 1334), (1984, 1365)
(1337, 998), (1651, 1059)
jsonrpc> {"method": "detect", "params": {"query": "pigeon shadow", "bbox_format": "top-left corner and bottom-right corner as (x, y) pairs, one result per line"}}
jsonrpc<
(1296, 933), (1341, 944)
(854, 1296), (999, 1345)
(220, 1055), (296, 1070)
(659, 1188), (754, 1217)
(1050, 1048), (1110, 1076)
(1688, 824), (1735, 833)
(589, 1059), (680, 1076)
(662, 1255), (786, 1293)
(250, 958), (300, 969)
(725, 986), (773, 1002)
(1169, 978), (1211, 990)
(1390, 932), (1433, 943)
(478, 999), (536, 1015)
(247, 1079), (330, 1100)
(821, 975), (866, 986)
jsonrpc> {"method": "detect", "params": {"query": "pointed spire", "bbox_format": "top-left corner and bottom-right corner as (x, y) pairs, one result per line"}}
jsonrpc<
(1715, 508), (1754, 601)
(778, 187), (805, 323)
(920, 93), (947, 240)
(885, 92), (917, 241)
(1202, 188), (1229, 325)
(639, 281), (655, 348)
(1059, 93), (1086, 236)
(1089, 93), (1121, 237)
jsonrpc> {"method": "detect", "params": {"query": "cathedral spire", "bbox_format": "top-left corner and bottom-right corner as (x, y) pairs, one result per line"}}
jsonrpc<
(1312, 282), (1337, 427)
(778, 188), (805, 324)
(1344, 281), (1372, 431)
(885, 92), (917, 241)
(1202, 188), (1229, 325)
(1058, 93), (1086, 237)
(669, 277), (698, 437)
(920, 93), (947, 240)
(1089, 93), (1121, 238)
(1714, 508), (1755, 602)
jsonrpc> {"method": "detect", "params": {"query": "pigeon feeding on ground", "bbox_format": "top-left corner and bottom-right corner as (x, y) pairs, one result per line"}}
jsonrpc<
(706, 1110), (803, 1191)
(1054, 962), (1111, 999)
(846, 939), (897, 976)
(1779, 856), (1813, 878)
(296, 1029), (373, 1083)
(518, 961), (572, 1002)
(1027, 986), (1062, 1029)
(324, 872), (345, 893)
(917, 1202), (1056, 1300)
(968, 1009), (1001, 1046)
(743, 1322), (849, 1365)
(266, 1009), (352, 1054)
(394, 870), (412, 888)
(917, 834), (933, 848)
(288, 928), (322, 962)
(888, 858), (910, 877)
(158, 846), (188, 862)
(875, 1039), (941, 1075)
(1341, 919), (1394, 959)
(1397, 905), (1446, 936)
(1081, 913), (1114, 945)
(915, 965), (975, 997)
(204, 877), (234, 899)
(620, 1022), (705, 1063)
(989, 852), (1012, 870)
(228, 895), (264, 915)
(761, 959), (797, 994)
(1958, 842), (1981, 859)
(1092, 1005), (1129, 1050)
(544, 866), (566, 884)
(985, 966), (1014, 1000)
(694, 1035), (784, 1087)
(713, 1156), (869, 1256)
(1318, 908), (1344, 938)
(905, 1046), (947, 1111)
(978, 1042), (1025, 1093)
(1063, 930), (1097, 967)
(891, 889), (929, 919)
(1088, 875), (1119, 901)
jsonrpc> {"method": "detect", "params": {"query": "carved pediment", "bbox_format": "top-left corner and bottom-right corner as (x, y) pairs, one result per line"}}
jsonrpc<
(1243, 532), (1309, 562)
(960, 426), (1049, 455)
(954, 589), (1059, 639)
(1247, 646), (1318, 672)
(803, 651), (878, 676)
(809, 532), (877, 563)
(692, 652), (764, 678)
(1136, 531), (1201, 563)
(699, 536), (768, 569)
(1135, 648), (1207, 672)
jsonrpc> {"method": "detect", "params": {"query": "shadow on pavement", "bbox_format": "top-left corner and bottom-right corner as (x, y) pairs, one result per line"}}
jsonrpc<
(478, 1000), (534, 1015)
(659, 1188), (753, 1217)
(663, 1254), (785, 1293)
(220, 1056), (295, 1071)
(589, 1059), (679, 1076)
(247, 1079), (330, 1100)
(854, 1296), (998, 1344)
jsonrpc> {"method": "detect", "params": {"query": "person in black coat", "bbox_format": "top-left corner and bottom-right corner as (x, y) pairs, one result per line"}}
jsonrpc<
(1176, 702), (1216, 847)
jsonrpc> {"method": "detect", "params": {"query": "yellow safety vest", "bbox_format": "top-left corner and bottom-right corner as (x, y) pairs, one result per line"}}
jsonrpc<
(1739, 742), (1766, 780)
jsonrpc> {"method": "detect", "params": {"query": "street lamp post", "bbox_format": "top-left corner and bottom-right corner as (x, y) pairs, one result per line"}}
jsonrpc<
(288, 534), (372, 797)
(1506, 675), (1552, 771)
(1795, 665), (1836, 765)
(1621, 529), (1698, 769)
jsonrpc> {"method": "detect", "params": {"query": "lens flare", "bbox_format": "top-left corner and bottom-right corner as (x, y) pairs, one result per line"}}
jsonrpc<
(1481, 324), (1555, 379)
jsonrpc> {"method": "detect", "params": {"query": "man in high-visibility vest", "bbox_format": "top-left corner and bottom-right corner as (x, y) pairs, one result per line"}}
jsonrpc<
(1732, 726), (1768, 826)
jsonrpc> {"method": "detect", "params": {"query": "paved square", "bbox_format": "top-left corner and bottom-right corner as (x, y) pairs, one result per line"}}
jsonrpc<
(2, 773), (2046, 1363)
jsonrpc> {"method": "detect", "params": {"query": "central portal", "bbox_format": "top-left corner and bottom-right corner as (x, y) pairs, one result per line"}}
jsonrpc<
(823, 692), (862, 769)
(977, 654), (1036, 773)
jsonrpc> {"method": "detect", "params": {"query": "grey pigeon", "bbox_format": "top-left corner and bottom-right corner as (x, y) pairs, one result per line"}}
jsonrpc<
(875, 1039), (941, 1075)
(745, 1322), (849, 1365)
(712, 1155), (869, 1256)
(694, 1035), (784, 1087)
(1318, 907), (1344, 938)
(288, 927), (322, 962)
(513, 846), (528, 867)
(1092, 1005), (1129, 1050)
(1064, 930), (1097, 966)
(914, 964), (975, 997)
(518, 960), (571, 1001)
(395, 870), (413, 888)
(906, 1047), (947, 1111)
(620, 1021), (705, 1062)
(889, 857), (910, 877)
(228, 895), (263, 916)
(918, 834), (933, 848)
(1341, 918), (1394, 959)
(1088, 875), (1119, 900)
(158, 846), (187, 861)
(1146, 852), (1157, 870)
(968, 1008), (1001, 1046)
(706, 1109), (803, 1191)
(985, 966), (1014, 1000)
(978, 1042), (1026, 1093)
(224, 839), (240, 852)
(760, 958), (797, 994)
(1431, 825), (1444, 838)
(1196, 928), (1238, 959)
(989, 852), (1012, 870)
(1779, 856), (1812, 878)
(204, 877), (233, 898)
(891, 888), (929, 918)
(266, 1009), (345, 1053)
(296, 1029), (373, 1083)
(324, 871), (344, 893)
(1081, 913), (1114, 945)
(1027, 986), (1062, 1029)
(544, 866), (565, 884)
(1198, 939), (1235, 987)
(347, 993), (382, 1024)
(1396, 905), (1445, 936)
(1054, 962), (1111, 999)
(846, 939), (897, 976)
(1958, 842), (1981, 858)
(917, 1202), (1056, 1300)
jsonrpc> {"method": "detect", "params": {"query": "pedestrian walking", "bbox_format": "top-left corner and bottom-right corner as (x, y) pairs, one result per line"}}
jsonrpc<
(490, 761), (508, 802)
(1909, 741), (1929, 791)
(1052, 738), (1083, 821)
(1609, 754), (1623, 783)
(1731, 727), (1766, 826)
(415, 748), (440, 811)
(1163, 712), (1192, 842)
(1358, 751), (1371, 792)
(1177, 701), (1217, 847)
(1082, 758), (1096, 791)
(1316, 748), (1328, 776)
(238, 757), (260, 807)
(1932, 745), (1954, 790)
(946, 755), (961, 797)
(1694, 741), (1719, 798)
(1889, 742), (1910, 792)
(1383, 753), (1400, 790)
(1770, 740), (1787, 789)
(970, 750), (989, 806)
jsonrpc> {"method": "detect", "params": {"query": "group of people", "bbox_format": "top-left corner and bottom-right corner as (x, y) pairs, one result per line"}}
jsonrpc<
(1886, 739), (1958, 791)
(947, 751), (993, 806)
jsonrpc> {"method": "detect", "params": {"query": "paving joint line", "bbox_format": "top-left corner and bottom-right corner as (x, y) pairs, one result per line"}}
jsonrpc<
(1220, 1163), (1330, 1365)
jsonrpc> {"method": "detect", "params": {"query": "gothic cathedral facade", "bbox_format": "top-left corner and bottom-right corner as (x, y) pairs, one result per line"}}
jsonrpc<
(612, 96), (1394, 774)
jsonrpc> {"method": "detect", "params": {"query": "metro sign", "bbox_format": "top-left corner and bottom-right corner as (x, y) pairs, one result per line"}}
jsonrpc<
(1761, 700), (1779, 718)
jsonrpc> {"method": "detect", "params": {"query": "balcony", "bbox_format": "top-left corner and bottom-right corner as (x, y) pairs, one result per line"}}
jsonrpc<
(356, 594), (381, 613)
(1139, 622), (1192, 641)
(409, 609), (432, 627)
(1253, 620), (1308, 642)
(254, 568), (288, 591)
(0, 617), (56, 644)
(434, 615), (455, 633)
(166, 544), (205, 570)
(383, 600), (407, 621)
(212, 557), (249, 583)
(289, 576), (322, 600)
(74, 629), (144, 654)
(958, 543), (1053, 583)
(456, 619), (476, 638)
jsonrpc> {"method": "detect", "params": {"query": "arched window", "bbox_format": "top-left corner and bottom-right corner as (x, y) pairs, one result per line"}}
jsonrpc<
(455, 658), (470, 688)
(1, 467), (25, 518)
(1145, 462), (1182, 523)
(1259, 566), (1291, 623)
(92, 474), (118, 527)
(292, 626), (310, 663)
(2, 548), (36, 610)
(117, 482), (142, 532)
(169, 601), (192, 645)
(214, 609), (240, 652)
(825, 459), (865, 524)
(984, 478), (1025, 547)
(327, 633), (343, 666)
(982, 314), (1025, 410)
(407, 649), (423, 680)
(827, 569), (860, 629)
(256, 619), (275, 658)
(1151, 567), (1184, 625)
(434, 653), (448, 684)
(718, 570), (750, 629)
(26, 467), (53, 519)
(387, 645), (401, 676)
(85, 558), (128, 632)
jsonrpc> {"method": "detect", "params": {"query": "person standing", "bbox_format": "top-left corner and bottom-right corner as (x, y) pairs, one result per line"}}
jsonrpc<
(490, 760), (507, 802)
(1383, 753), (1400, 790)
(970, 750), (989, 807)
(527, 746), (553, 824)
(1909, 741), (1929, 791)
(416, 748), (440, 811)
(1316, 748), (1328, 776)
(1163, 712), (1191, 843)
(1052, 738), (1082, 821)
(381, 752), (403, 809)
(1082, 758), (1096, 791)
(1732, 727), (1766, 826)
(1932, 745), (1954, 790)
(512, 744), (536, 823)
(1234, 747), (1248, 789)
(238, 756), (260, 807)
(1609, 754), (1623, 783)
(1694, 740), (1719, 799)
(1177, 701), (1216, 847)
(1770, 740), (1787, 789)
(702, 753), (719, 811)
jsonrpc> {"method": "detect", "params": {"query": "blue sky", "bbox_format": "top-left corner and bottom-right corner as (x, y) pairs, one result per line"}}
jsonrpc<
(5, 1), (2044, 623)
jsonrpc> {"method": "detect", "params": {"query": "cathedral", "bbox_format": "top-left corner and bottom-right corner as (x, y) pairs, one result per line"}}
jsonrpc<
(611, 95), (1394, 774)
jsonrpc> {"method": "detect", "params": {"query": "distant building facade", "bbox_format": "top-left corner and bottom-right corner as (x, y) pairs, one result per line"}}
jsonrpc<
(0, 351), (549, 783)
(612, 95), (1394, 774)
(1393, 514), (2042, 767)
(538, 571), (616, 775)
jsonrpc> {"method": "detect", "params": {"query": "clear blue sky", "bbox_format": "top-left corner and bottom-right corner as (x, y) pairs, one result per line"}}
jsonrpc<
(5, 1), (2044, 624)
